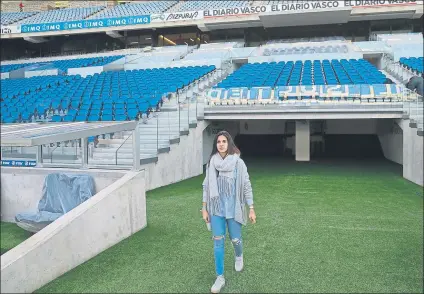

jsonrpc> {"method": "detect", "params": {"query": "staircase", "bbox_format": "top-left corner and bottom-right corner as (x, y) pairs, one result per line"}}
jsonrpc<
(87, 66), (224, 167)
(382, 56), (423, 136)
(85, 7), (108, 19)
(404, 97), (423, 136)
(165, 1), (187, 13)
(90, 100), (198, 166)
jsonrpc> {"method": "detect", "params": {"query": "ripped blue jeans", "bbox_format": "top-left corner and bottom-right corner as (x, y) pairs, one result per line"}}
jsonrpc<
(211, 215), (243, 276)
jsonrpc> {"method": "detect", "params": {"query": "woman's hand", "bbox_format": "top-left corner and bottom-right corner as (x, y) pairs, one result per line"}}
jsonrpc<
(202, 209), (209, 223)
(249, 208), (256, 224)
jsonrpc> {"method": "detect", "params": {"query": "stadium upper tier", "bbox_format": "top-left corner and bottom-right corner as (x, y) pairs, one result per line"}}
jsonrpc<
(0, 11), (37, 25)
(266, 36), (346, 44)
(173, 0), (249, 12)
(0, 65), (215, 123)
(265, 0), (309, 6)
(88, 1), (177, 19)
(1, 1), (256, 24)
(216, 59), (387, 88)
(0, 56), (124, 73)
(0, 63), (32, 73)
(400, 57), (423, 74)
(263, 44), (349, 56)
(14, 6), (104, 25)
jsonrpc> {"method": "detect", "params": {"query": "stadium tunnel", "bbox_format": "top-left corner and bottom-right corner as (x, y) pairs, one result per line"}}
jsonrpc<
(206, 119), (390, 161)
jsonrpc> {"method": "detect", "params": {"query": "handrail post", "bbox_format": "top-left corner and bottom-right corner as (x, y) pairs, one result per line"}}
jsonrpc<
(115, 133), (133, 166)
(81, 137), (88, 169)
(132, 123), (140, 171)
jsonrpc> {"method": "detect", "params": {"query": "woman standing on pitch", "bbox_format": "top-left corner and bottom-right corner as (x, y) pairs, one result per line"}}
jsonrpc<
(202, 130), (256, 293)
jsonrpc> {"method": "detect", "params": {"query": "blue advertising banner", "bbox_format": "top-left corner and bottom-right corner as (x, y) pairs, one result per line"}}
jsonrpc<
(20, 15), (150, 33)
(1, 160), (37, 167)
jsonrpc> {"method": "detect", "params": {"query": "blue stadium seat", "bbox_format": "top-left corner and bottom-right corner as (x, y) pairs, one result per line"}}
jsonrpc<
(218, 59), (388, 88)
(90, 1), (176, 19)
(400, 57), (423, 74)
(16, 6), (104, 25)
(51, 115), (63, 122)
(0, 65), (215, 123)
(175, 1), (249, 12)
(0, 12), (37, 25)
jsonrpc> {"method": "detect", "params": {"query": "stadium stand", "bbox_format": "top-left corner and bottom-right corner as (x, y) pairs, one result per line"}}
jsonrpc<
(172, 0), (250, 12)
(0, 63), (33, 73)
(263, 45), (349, 56)
(266, 36), (346, 44)
(88, 1), (177, 19)
(1, 65), (215, 123)
(399, 57), (423, 75)
(0, 11), (37, 25)
(14, 6), (105, 24)
(215, 59), (387, 88)
(0, 55), (124, 73)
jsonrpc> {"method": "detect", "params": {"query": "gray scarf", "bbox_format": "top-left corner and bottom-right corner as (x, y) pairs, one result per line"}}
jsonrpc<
(208, 153), (239, 212)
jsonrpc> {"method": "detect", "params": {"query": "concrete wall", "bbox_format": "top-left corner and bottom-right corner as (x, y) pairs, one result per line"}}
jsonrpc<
(377, 119), (403, 165)
(402, 119), (423, 186)
(325, 119), (378, 134)
(295, 120), (310, 161)
(1, 170), (146, 293)
(144, 121), (210, 191)
(214, 119), (378, 136)
(239, 120), (285, 135)
(67, 66), (104, 77)
(248, 52), (363, 63)
(24, 69), (58, 78)
(1, 168), (127, 223)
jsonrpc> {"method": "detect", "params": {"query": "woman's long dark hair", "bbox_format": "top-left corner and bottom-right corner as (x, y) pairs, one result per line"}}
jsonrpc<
(208, 130), (240, 163)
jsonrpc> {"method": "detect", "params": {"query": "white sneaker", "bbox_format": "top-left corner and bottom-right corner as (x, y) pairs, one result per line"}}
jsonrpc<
(235, 255), (244, 272)
(211, 275), (225, 293)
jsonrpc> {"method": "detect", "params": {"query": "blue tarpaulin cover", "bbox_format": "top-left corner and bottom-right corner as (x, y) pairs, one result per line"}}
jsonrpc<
(15, 173), (95, 232)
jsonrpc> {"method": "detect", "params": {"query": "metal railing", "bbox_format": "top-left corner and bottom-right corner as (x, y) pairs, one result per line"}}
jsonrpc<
(115, 133), (133, 166)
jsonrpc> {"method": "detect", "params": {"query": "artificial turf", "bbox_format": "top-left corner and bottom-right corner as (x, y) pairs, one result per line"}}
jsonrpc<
(5, 158), (424, 293)
(1, 222), (32, 255)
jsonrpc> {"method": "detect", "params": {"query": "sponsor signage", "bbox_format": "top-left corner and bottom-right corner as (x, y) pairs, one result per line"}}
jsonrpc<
(20, 15), (150, 33)
(344, 0), (417, 7)
(1, 160), (36, 167)
(203, 1), (345, 18)
(2, 1), (420, 34)
(1, 25), (20, 34)
(151, 10), (203, 22)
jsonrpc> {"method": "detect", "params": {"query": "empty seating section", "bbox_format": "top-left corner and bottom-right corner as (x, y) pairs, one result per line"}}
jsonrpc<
(216, 59), (386, 88)
(1, 65), (215, 123)
(16, 6), (104, 24)
(265, 0), (308, 5)
(263, 45), (349, 56)
(31, 55), (125, 72)
(1, 63), (33, 73)
(89, 1), (176, 19)
(267, 36), (346, 44)
(0, 56), (124, 73)
(0, 12), (37, 25)
(175, 1), (249, 12)
(400, 57), (423, 74)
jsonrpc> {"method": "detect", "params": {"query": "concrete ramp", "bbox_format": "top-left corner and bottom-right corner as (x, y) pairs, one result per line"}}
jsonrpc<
(1, 170), (146, 293)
